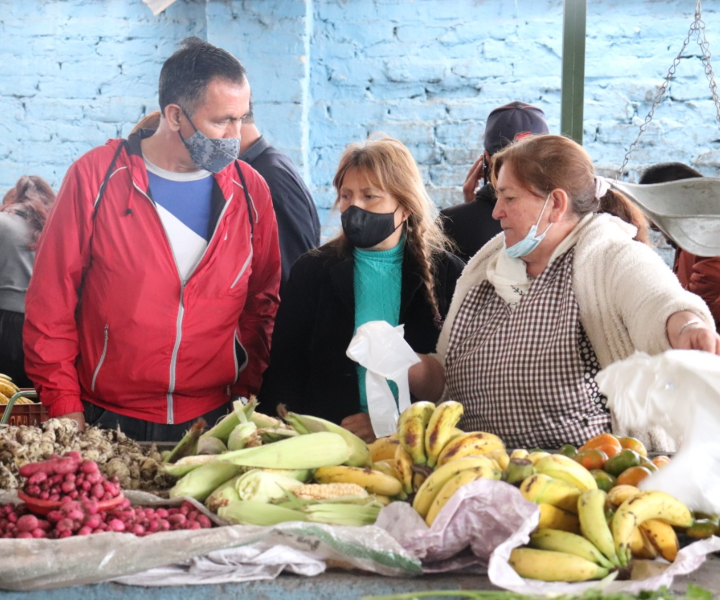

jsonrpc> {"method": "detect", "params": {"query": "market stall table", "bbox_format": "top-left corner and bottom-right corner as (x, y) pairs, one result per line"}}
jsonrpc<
(1, 557), (719, 600)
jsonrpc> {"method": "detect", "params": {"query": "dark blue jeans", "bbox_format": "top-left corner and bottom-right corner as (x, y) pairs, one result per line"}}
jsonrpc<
(82, 400), (233, 442)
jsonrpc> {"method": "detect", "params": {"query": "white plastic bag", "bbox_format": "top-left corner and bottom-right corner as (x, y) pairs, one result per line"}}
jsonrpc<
(596, 350), (720, 513)
(346, 320), (421, 437)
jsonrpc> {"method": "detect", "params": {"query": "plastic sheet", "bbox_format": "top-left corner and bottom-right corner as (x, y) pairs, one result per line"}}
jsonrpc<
(597, 350), (720, 513)
(346, 321), (420, 438)
(0, 490), (420, 591)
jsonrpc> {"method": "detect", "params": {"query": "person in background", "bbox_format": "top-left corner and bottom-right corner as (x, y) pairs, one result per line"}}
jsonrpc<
(23, 37), (281, 441)
(260, 137), (464, 442)
(639, 162), (720, 331)
(410, 135), (718, 452)
(440, 101), (549, 262)
(0, 176), (55, 388)
(240, 98), (321, 296)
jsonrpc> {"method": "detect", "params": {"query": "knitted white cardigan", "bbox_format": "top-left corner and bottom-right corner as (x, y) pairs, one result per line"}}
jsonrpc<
(436, 213), (714, 451)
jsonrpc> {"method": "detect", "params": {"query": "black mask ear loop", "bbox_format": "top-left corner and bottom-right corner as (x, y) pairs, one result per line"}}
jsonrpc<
(177, 107), (199, 144)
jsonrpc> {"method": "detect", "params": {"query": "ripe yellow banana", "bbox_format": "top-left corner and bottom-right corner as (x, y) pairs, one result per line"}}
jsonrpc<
(529, 529), (615, 569)
(398, 401), (436, 465)
(412, 472), (427, 493)
(534, 454), (597, 491)
(435, 431), (505, 467)
(424, 400), (464, 468)
(538, 503), (581, 534)
(368, 437), (400, 462)
(485, 449), (510, 470)
(639, 519), (679, 562)
(607, 484), (640, 508)
(520, 473), (581, 514)
(412, 455), (500, 518)
(425, 467), (488, 526)
(526, 451), (551, 465)
(612, 491), (693, 566)
(394, 443), (414, 495)
(628, 526), (659, 560)
(578, 489), (620, 566)
(508, 548), (609, 582)
(371, 460), (403, 481)
(313, 465), (403, 497)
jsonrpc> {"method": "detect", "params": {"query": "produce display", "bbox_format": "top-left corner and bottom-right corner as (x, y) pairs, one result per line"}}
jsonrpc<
(0, 417), (171, 493)
(0, 374), (33, 405)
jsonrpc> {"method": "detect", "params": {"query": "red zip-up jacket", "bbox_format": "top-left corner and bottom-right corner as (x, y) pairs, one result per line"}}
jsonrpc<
(24, 133), (281, 424)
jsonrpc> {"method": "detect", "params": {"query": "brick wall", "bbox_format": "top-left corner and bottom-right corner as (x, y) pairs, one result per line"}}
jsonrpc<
(2, 0), (719, 246)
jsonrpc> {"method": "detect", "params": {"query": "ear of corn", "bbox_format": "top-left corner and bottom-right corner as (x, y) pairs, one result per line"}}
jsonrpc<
(262, 468), (313, 482)
(258, 427), (299, 443)
(293, 483), (367, 500)
(301, 502), (381, 526)
(227, 422), (258, 451)
(162, 419), (206, 464)
(218, 431), (351, 469)
(218, 501), (307, 526)
(235, 469), (303, 503)
(162, 454), (217, 478)
(197, 436), (227, 455)
(169, 462), (243, 501)
(205, 474), (243, 512)
(278, 404), (371, 468)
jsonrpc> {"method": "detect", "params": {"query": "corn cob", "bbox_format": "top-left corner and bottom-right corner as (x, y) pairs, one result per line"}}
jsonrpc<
(162, 454), (217, 478)
(301, 502), (381, 526)
(235, 469), (303, 503)
(197, 436), (227, 455)
(293, 483), (368, 500)
(163, 419), (206, 464)
(205, 474), (243, 512)
(168, 462), (243, 501)
(227, 422), (258, 451)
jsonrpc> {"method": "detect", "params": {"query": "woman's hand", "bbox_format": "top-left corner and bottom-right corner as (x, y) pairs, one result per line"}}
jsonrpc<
(667, 311), (720, 355)
(341, 413), (376, 443)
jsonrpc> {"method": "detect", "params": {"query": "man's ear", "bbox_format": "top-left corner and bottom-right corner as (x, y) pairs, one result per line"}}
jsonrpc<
(164, 104), (183, 131)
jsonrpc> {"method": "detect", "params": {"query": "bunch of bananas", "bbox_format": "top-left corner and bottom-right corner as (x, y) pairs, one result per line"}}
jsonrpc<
(507, 452), (694, 581)
(0, 374), (33, 405)
(366, 401), (505, 526)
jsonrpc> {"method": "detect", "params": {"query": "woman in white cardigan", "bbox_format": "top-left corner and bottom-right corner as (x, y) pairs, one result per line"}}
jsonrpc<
(411, 135), (719, 451)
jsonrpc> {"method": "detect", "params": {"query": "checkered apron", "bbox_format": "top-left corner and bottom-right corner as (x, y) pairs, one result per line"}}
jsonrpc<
(445, 248), (610, 449)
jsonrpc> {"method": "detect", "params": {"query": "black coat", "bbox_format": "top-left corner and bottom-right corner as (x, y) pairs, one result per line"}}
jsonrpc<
(440, 184), (503, 263)
(259, 243), (465, 424)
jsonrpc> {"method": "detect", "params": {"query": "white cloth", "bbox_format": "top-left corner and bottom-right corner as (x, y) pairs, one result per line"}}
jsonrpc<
(436, 212), (714, 451)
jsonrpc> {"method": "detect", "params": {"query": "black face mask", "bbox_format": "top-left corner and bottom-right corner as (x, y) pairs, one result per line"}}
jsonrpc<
(341, 205), (401, 249)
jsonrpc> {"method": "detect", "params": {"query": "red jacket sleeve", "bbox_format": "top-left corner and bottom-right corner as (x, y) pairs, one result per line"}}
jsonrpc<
(23, 153), (102, 417)
(231, 165), (281, 397)
(687, 256), (720, 329)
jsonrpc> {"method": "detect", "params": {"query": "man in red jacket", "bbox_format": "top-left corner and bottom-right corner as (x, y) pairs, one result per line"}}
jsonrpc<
(24, 38), (281, 441)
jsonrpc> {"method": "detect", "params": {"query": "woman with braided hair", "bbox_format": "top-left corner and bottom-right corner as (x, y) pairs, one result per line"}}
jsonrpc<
(409, 134), (719, 452)
(0, 175), (56, 387)
(260, 136), (463, 442)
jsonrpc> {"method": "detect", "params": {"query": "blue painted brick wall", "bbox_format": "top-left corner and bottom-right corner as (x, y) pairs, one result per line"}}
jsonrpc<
(2, 0), (720, 250)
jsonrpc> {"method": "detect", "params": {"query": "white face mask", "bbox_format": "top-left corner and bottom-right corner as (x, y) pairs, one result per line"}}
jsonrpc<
(503, 193), (553, 259)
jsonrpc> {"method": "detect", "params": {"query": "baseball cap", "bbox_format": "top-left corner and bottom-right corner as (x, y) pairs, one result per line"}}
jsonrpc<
(483, 101), (549, 156)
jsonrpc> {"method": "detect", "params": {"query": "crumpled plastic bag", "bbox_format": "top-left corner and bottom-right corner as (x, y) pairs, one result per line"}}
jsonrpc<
(0, 490), (420, 591)
(596, 350), (720, 513)
(346, 320), (420, 437)
(375, 478), (720, 593)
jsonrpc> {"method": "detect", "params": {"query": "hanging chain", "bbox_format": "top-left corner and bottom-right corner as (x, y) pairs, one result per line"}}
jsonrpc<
(617, 0), (720, 180)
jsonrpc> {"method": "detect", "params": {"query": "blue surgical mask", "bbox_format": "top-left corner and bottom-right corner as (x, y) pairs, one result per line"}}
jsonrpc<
(503, 194), (553, 259)
(178, 108), (240, 173)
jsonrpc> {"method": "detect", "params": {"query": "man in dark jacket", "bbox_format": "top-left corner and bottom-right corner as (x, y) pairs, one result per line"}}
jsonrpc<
(440, 101), (549, 262)
(240, 100), (320, 296)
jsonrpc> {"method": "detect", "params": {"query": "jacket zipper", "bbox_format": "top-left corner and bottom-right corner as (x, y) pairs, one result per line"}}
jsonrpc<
(91, 324), (109, 392)
(230, 244), (253, 289)
(132, 180), (236, 424)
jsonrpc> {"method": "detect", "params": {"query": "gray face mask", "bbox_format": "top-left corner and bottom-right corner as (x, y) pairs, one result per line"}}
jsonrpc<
(178, 108), (240, 173)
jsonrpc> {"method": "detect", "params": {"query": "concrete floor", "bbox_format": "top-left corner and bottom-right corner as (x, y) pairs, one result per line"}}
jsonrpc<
(2, 555), (718, 599)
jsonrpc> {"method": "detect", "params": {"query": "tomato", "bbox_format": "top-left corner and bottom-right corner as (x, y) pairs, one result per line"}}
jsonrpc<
(617, 436), (648, 457)
(590, 469), (617, 492)
(557, 444), (578, 458)
(617, 465), (652, 486)
(579, 433), (622, 456)
(604, 449), (641, 477)
(574, 449), (609, 471)
(652, 455), (671, 469)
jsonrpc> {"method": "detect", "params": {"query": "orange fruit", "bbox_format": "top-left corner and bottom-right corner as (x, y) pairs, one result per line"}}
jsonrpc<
(617, 465), (653, 487)
(580, 433), (622, 456)
(652, 455), (671, 469)
(617, 436), (648, 457)
(574, 448), (609, 471)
